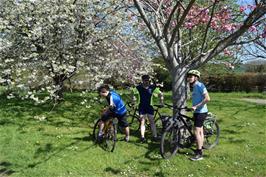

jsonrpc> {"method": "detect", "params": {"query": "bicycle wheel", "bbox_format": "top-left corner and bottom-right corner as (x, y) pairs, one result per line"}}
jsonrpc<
(93, 119), (101, 143)
(177, 125), (194, 149)
(203, 118), (220, 149)
(128, 114), (141, 132)
(160, 126), (179, 159)
(154, 116), (164, 134)
(103, 121), (117, 152)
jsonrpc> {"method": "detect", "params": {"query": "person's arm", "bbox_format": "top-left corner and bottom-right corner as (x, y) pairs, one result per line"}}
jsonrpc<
(158, 91), (164, 105)
(130, 87), (137, 105)
(192, 92), (210, 111)
(153, 87), (164, 105)
(108, 95), (116, 111)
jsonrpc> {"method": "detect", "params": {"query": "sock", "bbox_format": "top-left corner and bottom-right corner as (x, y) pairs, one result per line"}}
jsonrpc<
(98, 130), (103, 136)
(140, 125), (145, 138)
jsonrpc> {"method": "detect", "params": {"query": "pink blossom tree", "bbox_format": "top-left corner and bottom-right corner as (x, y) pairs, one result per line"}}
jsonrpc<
(129, 0), (266, 107)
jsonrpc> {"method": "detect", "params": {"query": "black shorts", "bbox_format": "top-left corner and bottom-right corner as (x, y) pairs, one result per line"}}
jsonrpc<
(193, 113), (208, 128)
(101, 111), (129, 128)
(138, 104), (154, 115)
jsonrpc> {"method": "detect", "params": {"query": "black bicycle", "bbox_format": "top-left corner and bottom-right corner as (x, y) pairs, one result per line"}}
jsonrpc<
(126, 102), (166, 133)
(160, 104), (220, 159)
(93, 116), (117, 152)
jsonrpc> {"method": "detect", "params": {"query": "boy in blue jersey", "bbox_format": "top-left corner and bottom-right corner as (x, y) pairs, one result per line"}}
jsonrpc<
(132, 75), (164, 142)
(187, 70), (210, 161)
(98, 84), (130, 142)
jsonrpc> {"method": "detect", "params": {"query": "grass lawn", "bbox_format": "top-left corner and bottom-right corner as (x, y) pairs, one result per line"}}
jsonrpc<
(0, 92), (265, 177)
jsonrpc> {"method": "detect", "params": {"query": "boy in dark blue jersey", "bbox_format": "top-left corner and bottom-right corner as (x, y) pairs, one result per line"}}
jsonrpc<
(98, 84), (130, 142)
(132, 75), (164, 142)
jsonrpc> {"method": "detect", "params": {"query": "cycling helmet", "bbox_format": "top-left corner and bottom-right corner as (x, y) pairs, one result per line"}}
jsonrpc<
(187, 70), (201, 78)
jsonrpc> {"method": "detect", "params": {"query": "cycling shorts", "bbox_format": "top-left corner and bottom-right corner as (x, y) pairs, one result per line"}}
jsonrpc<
(193, 113), (208, 127)
(138, 104), (154, 115)
(101, 111), (129, 128)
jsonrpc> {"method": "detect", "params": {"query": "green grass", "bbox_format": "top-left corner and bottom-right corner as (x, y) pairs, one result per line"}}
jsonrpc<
(0, 92), (265, 177)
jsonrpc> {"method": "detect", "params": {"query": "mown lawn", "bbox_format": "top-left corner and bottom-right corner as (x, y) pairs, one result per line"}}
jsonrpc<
(0, 92), (265, 177)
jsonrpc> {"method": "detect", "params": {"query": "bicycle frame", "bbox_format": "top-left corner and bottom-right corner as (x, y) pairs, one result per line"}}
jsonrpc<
(176, 112), (194, 136)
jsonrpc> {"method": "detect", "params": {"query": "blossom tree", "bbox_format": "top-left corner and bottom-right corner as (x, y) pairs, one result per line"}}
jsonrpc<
(0, 0), (153, 102)
(128, 0), (266, 107)
(237, 21), (266, 61)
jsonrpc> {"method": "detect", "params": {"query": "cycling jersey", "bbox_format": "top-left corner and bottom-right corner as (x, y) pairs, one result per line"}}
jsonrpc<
(192, 81), (208, 113)
(132, 84), (161, 106)
(106, 90), (127, 115)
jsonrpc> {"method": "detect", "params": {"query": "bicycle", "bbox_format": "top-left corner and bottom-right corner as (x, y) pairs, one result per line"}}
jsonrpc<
(160, 104), (220, 159)
(126, 102), (166, 133)
(93, 112), (117, 152)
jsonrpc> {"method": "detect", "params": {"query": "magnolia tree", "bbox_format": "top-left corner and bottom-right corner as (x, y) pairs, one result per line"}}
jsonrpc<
(126, 0), (266, 107)
(0, 0), (153, 102)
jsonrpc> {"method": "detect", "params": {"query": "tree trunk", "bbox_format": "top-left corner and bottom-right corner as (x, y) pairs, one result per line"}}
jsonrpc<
(171, 66), (189, 113)
(53, 74), (66, 101)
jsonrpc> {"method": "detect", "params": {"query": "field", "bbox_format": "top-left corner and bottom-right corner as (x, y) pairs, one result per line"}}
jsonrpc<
(0, 92), (265, 177)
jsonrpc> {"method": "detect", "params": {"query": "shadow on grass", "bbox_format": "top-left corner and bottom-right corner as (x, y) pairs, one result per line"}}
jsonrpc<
(28, 137), (96, 169)
(104, 167), (122, 175)
(0, 162), (15, 176)
(0, 93), (99, 129)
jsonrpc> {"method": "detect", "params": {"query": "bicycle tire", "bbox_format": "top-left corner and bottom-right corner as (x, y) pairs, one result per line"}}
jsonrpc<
(177, 125), (194, 149)
(154, 116), (164, 134)
(160, 125), (179, 159)
(93, 119), (101, 143)
(128, 114), (141, 132)
(203, 118), (220, 149)
(103, 121), (117, 152)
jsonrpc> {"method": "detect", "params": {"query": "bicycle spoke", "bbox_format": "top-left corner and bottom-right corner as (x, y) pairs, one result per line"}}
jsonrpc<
(160, 127), (179, 159)
(177, 126), (193, 149)
(104, 124), (117, 152)
(203, 119), (220, 149)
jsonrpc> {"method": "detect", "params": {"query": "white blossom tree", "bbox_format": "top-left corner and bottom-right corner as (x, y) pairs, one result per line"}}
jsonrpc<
(0, 0), (153, 102)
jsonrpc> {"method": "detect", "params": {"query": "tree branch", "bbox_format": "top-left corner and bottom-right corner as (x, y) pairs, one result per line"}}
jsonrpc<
(191, 2), (266, 67)
(200, 1), (217, 53)
(133, 0), (157, 38)
(163, 2), (180, 39)
(169, 0), (196, 47)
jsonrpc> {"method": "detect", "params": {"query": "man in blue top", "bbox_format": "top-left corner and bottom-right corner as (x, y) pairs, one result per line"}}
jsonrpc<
(132, 75), (164, 142)
(187, 70), (210, 161)
(98, 84), (130, 142)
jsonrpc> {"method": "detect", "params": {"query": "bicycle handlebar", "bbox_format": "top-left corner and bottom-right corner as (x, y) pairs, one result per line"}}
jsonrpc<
(127, 102), (193, 112)
(154, 103), (193, 112)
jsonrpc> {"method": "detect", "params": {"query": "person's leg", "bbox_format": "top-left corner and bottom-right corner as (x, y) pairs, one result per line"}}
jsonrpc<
(139, 114), (146, 139)
(147, 114), (157, 138)
(118, 113), (130, 142)
(139, 105), (148, 142)
(195, 127), (204, 153)
(191, 113), (206, 160)
(98, 120), (104, 136)
(124, 126), (130, 141)
(99, 111), (111, 137)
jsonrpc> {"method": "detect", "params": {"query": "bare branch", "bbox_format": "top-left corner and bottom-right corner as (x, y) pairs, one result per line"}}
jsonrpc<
(163, 2), (180, 38)
(200, 1), (217, 53)
(133, 0), (157, 38)
(169, 0), (196, 47)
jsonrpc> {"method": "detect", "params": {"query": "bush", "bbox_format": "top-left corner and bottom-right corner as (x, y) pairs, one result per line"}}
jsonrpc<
(202, 73), (266, 93)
